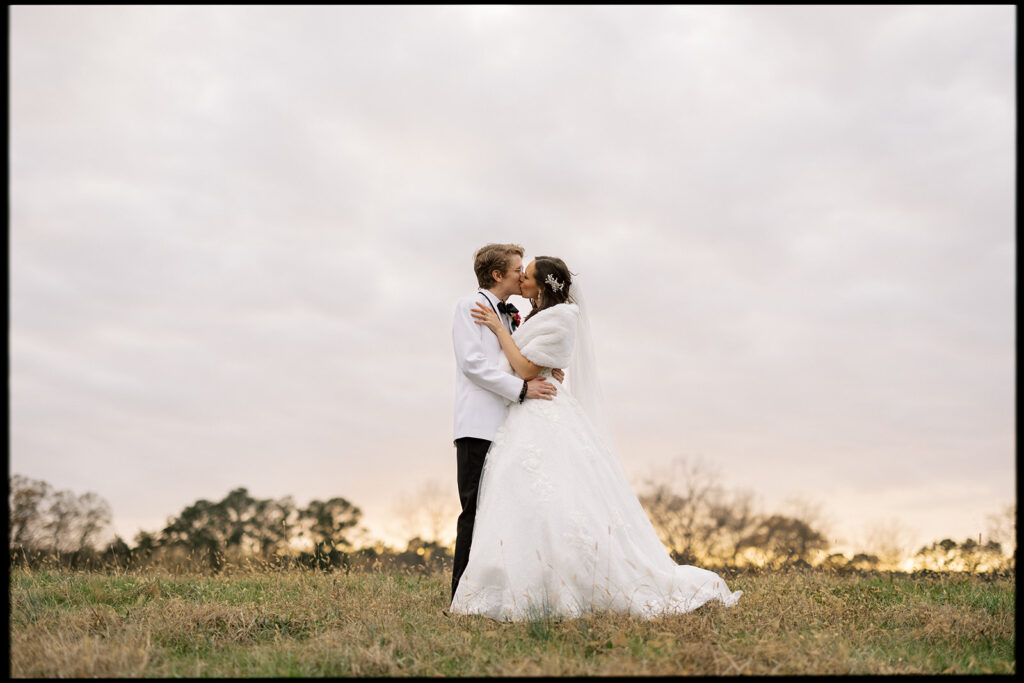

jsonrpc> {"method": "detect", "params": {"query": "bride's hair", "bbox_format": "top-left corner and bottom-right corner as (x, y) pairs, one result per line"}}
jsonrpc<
(524, 256), (574, 324)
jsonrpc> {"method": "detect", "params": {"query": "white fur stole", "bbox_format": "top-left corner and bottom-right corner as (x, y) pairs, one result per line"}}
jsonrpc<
(498, 303), (579, 374)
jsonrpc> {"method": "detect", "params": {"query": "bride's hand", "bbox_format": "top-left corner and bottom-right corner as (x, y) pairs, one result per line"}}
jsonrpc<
(472, 303), (503, 333)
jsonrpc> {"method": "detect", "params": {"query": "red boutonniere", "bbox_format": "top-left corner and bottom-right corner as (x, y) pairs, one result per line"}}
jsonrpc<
(512, 313), (521, 330)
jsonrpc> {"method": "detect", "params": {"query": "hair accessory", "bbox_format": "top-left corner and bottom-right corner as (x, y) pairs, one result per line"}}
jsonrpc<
(545, 274), (564, 292)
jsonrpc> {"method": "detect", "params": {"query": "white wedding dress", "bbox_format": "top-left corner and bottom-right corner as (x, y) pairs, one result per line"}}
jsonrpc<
(450, 301), (742, 621)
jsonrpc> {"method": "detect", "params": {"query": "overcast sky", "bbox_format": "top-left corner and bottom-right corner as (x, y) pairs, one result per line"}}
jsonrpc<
(9, 5), (1015, 554)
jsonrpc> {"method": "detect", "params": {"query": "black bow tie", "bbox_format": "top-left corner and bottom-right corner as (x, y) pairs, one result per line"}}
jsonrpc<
(497, 301), (518, 316)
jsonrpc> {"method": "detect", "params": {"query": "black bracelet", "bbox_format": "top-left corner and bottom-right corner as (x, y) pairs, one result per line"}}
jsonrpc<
(518, 380), (528, 404)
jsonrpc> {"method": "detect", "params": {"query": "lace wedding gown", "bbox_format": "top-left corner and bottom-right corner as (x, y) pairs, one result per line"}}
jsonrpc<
(450, 303), (742, 621)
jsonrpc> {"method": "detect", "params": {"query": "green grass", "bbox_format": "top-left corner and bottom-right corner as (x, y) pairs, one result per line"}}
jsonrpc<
(9, 566), (1015, 676)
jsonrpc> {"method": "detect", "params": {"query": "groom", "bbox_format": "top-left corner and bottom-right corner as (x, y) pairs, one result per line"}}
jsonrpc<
(450, 242), (561, 603)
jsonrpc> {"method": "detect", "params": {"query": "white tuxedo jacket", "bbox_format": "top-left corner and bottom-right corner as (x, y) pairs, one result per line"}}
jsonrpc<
(452, 290), (524, 442)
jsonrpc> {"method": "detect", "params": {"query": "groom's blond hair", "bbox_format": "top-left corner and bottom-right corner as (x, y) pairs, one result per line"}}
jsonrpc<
(474, 243), (525, 288)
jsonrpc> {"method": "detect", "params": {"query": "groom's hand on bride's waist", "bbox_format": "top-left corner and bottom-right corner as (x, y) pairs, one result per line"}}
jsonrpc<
(525, 377), (557, 401)
(551, 368), (564, 384)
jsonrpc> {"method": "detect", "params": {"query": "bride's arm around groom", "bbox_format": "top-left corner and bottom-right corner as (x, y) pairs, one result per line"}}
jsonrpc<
(451, 293), (557, 442)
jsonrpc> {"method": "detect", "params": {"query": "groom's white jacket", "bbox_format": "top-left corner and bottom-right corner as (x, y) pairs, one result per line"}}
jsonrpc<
(453, 290), (524, 441)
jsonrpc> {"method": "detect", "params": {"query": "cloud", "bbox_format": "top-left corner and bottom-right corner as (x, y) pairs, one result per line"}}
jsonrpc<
(9, 5), (1015, 547)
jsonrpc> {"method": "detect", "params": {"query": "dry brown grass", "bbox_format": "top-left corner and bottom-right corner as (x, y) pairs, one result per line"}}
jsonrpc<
(9, 565), (1015, 676)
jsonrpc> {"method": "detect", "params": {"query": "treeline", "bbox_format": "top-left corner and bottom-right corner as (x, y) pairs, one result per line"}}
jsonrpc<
(636, 459), (1015, 574)
(10, 475), (112, 556)
(8, 469), (1015, 575)
(9, 475), (448, 574)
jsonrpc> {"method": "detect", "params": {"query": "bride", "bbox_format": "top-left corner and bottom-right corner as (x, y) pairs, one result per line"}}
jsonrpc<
(448, 256), (742, 621)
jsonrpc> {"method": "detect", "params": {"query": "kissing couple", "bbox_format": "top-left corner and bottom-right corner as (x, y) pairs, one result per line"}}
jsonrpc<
(449, 243), (742, 621)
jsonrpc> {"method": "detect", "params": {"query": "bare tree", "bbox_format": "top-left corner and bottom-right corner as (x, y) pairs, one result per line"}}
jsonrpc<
(9, 475), (52, 549)
(707, 487), (763, 564)
(985, 503), (1016, 562)
(10, 475), (115, 563)
(43, 490), (81, 553)
(633, 458), (842, 568)
(75, 492), (113, 551)
(637, 457), (723, 564)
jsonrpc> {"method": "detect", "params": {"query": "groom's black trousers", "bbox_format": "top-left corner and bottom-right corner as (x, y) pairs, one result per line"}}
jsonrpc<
(451, 436), (491, 601)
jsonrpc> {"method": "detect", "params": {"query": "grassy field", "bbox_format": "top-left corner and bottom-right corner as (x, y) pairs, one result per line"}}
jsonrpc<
(9, 566), (1014, 676)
